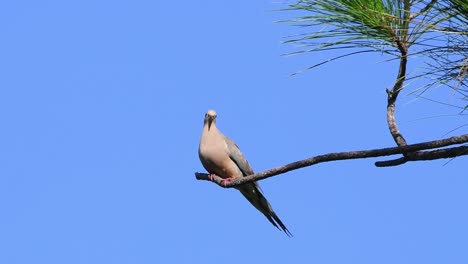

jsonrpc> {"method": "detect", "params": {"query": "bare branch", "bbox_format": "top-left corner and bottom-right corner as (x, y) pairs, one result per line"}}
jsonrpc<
(386, 54), (409, 147)
(195, 134), (468, 188)
(375, 145), (468, 166)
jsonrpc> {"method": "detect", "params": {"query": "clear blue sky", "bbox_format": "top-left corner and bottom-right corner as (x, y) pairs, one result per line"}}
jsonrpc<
(1, 1), (467, 264)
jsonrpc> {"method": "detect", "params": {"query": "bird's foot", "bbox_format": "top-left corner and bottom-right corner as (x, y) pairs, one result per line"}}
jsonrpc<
(220, 177), (235, 187)
(208, 174), (218, 181)
(207, 174), (234, 186)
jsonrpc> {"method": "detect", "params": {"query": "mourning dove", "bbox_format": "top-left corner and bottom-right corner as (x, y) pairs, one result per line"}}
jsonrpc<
(198, 109), (292, 237)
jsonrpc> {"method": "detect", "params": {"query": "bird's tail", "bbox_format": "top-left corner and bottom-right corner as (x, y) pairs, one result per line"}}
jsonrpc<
(238, 183), (292, 237)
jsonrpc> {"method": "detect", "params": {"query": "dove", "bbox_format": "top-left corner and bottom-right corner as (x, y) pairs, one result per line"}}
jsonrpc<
(198, 109), (292, 237)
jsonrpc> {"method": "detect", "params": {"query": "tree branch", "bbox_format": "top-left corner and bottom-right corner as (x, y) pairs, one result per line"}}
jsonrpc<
(195, 134), (468, 188)
(375, 145), (468, 166)
(386, 1), (410, 149)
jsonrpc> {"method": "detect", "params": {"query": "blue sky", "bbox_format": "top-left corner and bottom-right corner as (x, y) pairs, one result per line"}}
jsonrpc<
(1, 1), (467, 263)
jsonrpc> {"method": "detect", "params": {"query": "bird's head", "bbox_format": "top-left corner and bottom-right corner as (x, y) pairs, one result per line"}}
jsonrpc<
(204, 109), (217, 131)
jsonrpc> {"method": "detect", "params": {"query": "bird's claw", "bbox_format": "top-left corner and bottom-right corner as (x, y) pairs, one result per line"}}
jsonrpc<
(220, 177), (234, 187)
(207, 174), (234, 187)
(208, 174), (218, 181)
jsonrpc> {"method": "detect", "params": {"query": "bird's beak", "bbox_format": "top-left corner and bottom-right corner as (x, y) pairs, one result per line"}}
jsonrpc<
(208, 117), (213, 131)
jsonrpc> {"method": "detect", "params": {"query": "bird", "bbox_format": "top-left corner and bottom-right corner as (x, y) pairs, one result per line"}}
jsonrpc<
(198, 109), (292, 237)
